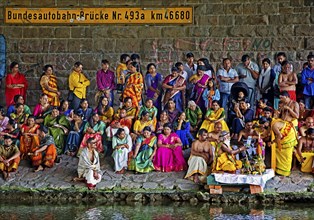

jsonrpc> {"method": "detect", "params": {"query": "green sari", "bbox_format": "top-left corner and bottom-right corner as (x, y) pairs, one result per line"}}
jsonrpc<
(128, 135), (156, 173)
(44, 114), (70, 154)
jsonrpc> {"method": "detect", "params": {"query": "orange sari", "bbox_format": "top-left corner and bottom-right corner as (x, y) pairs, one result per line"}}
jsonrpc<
(123, 72), (144, 108)
(20, 124), (40, 158)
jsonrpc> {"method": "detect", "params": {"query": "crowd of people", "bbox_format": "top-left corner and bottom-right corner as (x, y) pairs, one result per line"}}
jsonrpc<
(0, 51), (313, 189)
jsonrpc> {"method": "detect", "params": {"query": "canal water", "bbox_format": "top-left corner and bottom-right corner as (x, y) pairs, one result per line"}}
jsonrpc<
(0, 202), (313, 219)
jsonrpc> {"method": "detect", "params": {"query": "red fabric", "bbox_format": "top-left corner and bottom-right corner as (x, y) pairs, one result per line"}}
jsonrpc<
(5, 72), (28, 107)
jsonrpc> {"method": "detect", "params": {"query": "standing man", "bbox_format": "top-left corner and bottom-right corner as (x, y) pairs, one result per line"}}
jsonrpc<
(96, 59), (115, 106)
(278, 61), (297, 101)
(0, 135), (20, 180)
(236, 55), (260, 108)
(185, 129), (213, 183)
(31, 125), (57, 172)
(217, 58), (239, 110)
(273, 52), (289, 110)
(184, 52), (197, 100)
(302, 54), (314, 109)
(68, 61), (90, 110)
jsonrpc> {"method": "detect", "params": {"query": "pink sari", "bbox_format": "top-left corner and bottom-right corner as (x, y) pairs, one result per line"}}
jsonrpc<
(153, 133), (187, 172)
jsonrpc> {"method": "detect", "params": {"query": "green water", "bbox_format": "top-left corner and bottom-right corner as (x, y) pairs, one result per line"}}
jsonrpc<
(0, 202), (313, 220)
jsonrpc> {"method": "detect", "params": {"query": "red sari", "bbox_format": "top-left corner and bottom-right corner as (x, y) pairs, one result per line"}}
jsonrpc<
(5, 72), (28, 107)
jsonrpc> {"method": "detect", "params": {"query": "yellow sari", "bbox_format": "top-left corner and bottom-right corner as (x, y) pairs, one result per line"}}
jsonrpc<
(200, 108), (229, 133)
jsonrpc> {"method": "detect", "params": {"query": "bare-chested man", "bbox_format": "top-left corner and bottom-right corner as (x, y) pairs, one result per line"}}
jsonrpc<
(185, 129), (213, 183)
(238, 120), (259, 158)
(207, 122), (223, 142)
(295, 128), (314, 173)
(299, 117), (314, 137)
(278, 61), (297, 101)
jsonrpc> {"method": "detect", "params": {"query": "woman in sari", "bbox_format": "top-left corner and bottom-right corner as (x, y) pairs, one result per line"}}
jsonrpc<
(122, 61), (144, 110)
(0, 119), (20, 146)
(19, 115), (40, 159)
(138, 98), (158, 129)
(6, 95), (31, 117)
(200, 101), (229, 133)
(33, 94), (52, 124)
(64, 110), (87, 156)
(10, 103), (29, 129)
(174, 112), (194, 149)
(190, 65), (210, 113)
(0, 108), (9, 133)
(59, 100), (73, 120)
(114, 97), (137, 122)
(78, 99), (93, 122)
(112, 128), (132, 174)
(185, 100), (203, 134)
(156, 111), (169, 135)
(40, 64), (60, 107)
(153, 123), (187, 172)
(162, 67), (186, 112)
(133, 110), (155, 137)
(5, 62), (28, 107)
(145, 63), (163, 110)
(95, 96), (114, 125)
(165, 99), (180, 123)
(129, 126), (156, 173)
(44, 107), (70, 154)
(78, 113), (106, 156)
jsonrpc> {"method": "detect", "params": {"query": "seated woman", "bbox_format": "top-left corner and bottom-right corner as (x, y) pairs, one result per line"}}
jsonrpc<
(298, 100), (314, 128)
(116, 108), (132, 130)
(173, 112), (194, 149)
(44, 107), (70, 154)
(153, 123), (187, 172)
(19, 115), (40, 159)
(59, 100), (73, 120)
(165, 98), (179, 123)
(6, 95), (31, 117)
(95, 96), (114, 125)
(212, 131), (246, 173)
(78, 99), (93, 122)
(138, 98), (158, 128)
(129, 126), (156, 173)
(78, 112), (106, 156)
(112, 128), (132, 174)
(200, 101), (229, 134)
(156, 110), (169, 135)
(33, 94), (52, 124)
(114, 97), (136, 122)
(64, 110), (87, 156)
(0, 119), (20, 146)
(0, 108), (9, 133)
(185, 101), (203, 134)
(133, 110), (155, 138)
(10, 103), (29, 129)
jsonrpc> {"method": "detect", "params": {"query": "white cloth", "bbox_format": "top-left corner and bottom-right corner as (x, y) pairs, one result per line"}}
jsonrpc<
(258, 66), (272, 92)
(78, 148), (102, 185)
(212, 169), (275, 188)
(112, 134), (132, 171)
(185, 156), (208, 178)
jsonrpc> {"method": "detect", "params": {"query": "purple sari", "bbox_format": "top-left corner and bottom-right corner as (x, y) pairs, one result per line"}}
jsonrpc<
(153, 133), (187, 172)
(191, 74), (209, 112)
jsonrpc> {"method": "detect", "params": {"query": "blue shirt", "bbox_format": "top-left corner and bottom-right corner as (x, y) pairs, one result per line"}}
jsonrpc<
(302, 67), (314, 96)
(217, 67), (238, 94)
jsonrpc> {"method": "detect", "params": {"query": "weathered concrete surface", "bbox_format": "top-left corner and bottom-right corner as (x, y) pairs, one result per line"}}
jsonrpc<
(0, 154), (313, 204)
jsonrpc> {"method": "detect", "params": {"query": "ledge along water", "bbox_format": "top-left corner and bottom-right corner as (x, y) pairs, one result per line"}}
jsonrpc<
(0, 155), (313, 204)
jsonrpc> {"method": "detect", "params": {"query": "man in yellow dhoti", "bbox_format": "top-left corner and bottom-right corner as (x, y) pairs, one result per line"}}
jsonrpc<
(212, 131), (245, 173)
(271, 91), (299, 176)
(295, 128), (314, 173)
(185, 129), (213, 183)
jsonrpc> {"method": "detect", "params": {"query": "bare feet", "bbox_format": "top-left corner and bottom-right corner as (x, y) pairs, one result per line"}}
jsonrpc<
(73, 177), (85, 182)
(3, 171), (8, 180)
(34, 165), (44, 172)
(193, 174), (200, 184)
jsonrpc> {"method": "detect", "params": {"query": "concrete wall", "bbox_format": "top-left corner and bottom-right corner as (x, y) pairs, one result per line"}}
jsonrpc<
(0, 0), (313, 108)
